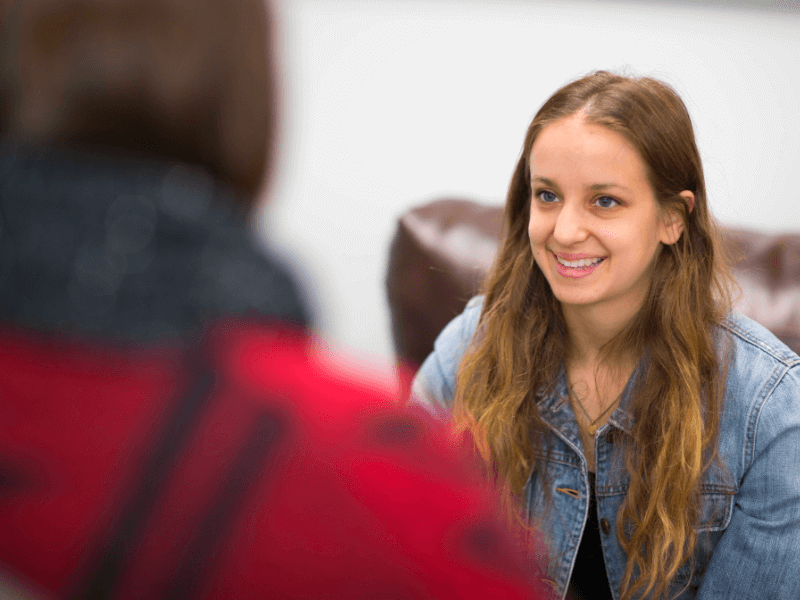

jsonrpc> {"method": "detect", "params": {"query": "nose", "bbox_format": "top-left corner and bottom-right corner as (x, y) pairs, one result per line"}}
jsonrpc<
(552, 200), (589, 247)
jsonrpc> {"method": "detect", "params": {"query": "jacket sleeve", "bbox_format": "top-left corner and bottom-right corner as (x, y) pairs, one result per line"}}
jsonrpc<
(696, 367), (800, 598)
(408, 296), (484, 419)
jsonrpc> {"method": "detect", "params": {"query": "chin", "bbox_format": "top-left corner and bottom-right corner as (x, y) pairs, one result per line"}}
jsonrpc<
(554, 296), (600, 308)
(548, 285), (605, 308)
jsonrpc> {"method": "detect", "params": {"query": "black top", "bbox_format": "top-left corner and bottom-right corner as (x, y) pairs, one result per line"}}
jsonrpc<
(567, 472), (614, 600)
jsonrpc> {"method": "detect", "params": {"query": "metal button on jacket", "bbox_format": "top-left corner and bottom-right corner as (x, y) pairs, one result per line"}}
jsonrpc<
(600, 518), (611, 535)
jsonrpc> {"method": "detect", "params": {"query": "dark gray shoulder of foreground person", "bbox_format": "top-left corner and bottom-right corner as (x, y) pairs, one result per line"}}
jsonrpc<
(0, 142), (310, 342)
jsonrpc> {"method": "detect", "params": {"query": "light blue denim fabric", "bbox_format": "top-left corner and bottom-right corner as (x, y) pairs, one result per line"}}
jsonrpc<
(410, 296), (800, 599)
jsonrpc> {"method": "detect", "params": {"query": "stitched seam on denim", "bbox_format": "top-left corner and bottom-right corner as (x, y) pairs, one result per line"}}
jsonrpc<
(532, 421), (587, 582)
(548, 502), (581, 596)
(744, 363), (787, 472)
(700, 484), (738, 494)
(695, 517), (728, 531)
(560, 478), (590, 597)
(597, 483), (736, 498)
(597, 485), (627, 496)
(697, 493), (735, 532)
(532, 453), (580, 468)
(595, 489), (734, 531)
(540, 421), (586, 470)
(722, 318), (800, 366)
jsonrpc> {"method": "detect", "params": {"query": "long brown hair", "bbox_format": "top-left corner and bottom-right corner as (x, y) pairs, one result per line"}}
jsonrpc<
(454, 71), (735, 599)
(0, 0), (275, 202)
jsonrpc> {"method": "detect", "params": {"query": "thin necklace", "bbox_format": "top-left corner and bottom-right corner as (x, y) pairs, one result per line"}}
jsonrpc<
(569, 384), (620, 436)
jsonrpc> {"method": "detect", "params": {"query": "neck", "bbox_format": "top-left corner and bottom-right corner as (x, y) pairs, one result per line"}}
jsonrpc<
(562, 300), (640, 369)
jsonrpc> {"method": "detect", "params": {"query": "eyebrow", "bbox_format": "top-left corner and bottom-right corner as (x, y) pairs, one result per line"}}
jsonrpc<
(531, 176), (556, 187)
(589, 182), (633, 193)
(530, 176), (632, 194)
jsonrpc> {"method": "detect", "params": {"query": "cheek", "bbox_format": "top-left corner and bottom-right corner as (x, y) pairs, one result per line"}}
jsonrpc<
(617, 223), (663, 267)
(527, 215), (547, 249)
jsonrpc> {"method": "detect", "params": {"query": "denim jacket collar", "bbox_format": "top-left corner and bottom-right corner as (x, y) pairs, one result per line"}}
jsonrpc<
(535, 358), (646, 438)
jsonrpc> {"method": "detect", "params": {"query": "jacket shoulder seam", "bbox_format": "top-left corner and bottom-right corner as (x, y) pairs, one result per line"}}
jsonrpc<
(720, 318), (800, 367)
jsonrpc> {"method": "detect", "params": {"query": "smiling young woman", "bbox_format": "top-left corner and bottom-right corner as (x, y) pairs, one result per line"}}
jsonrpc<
(411, 71), (800, 600)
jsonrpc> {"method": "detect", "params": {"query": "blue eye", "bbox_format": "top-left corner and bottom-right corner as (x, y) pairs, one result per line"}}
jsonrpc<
(537, 190), (559, 204)
(595, 196), (619, 209)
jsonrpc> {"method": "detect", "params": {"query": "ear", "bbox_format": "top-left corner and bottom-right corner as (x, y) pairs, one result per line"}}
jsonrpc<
(660, 191), (694, 245)
(680, 190), (695, 214)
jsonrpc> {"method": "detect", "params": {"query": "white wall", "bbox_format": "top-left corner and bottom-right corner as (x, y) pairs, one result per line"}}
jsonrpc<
(258, 0), (800, 360)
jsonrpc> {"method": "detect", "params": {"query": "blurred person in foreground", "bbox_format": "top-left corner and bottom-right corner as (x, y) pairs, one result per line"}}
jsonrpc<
(0, 0), (550, 598)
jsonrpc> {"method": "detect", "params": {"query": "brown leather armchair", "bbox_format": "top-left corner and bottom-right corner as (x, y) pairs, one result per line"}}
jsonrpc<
(387, 198), (800, 368)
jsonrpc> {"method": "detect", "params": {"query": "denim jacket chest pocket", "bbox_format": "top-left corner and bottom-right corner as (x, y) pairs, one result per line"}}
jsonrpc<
(525, 437), (738, 599)
(598, 460), (738, 598)
(599, 464), (736, 529)
(695, 480), (737, 532)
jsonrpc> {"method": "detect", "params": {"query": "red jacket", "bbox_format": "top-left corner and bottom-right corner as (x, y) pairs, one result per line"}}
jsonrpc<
(0, 319), (549, 599)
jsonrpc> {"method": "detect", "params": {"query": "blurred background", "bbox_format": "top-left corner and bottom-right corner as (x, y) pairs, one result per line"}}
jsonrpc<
(258, 0), (800, 361)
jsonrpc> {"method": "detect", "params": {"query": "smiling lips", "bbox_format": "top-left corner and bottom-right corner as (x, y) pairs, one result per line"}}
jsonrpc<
(552, 252), (606, 278)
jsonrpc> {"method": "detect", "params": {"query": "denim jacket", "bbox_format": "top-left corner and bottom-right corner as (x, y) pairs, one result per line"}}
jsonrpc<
(410, 296), (800, 599)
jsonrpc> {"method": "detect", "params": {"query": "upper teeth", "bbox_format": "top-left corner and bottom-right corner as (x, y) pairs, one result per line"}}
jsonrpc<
(557, 257), (603, 268)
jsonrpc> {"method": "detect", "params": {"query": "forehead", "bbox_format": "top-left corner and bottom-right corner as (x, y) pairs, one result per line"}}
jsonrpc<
(528, 115), (651, 189)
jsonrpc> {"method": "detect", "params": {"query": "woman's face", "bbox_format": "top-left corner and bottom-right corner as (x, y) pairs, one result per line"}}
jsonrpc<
(527, 114), (683, 323)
